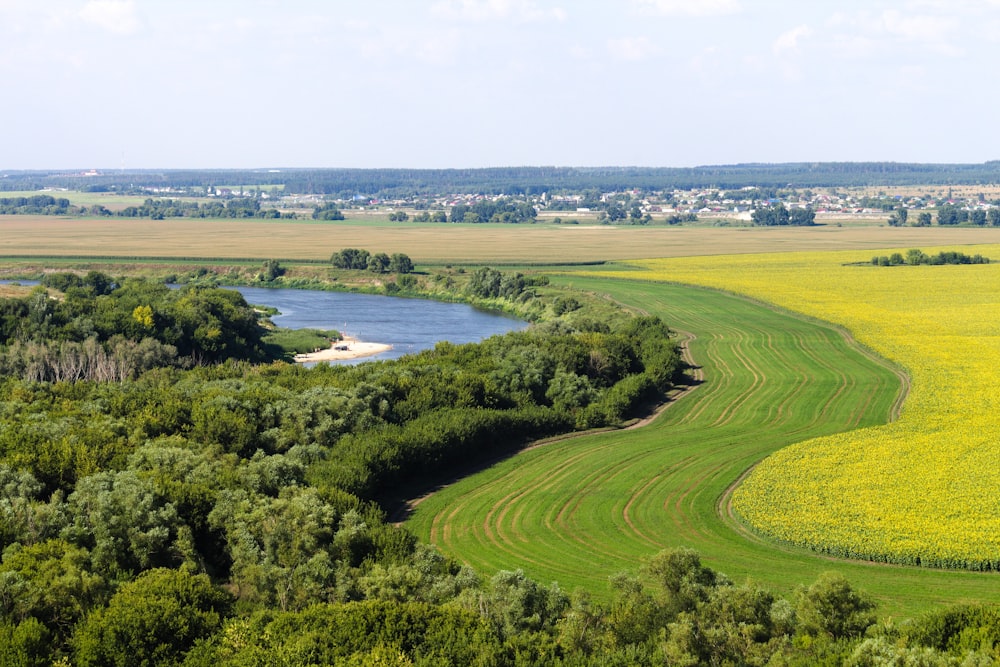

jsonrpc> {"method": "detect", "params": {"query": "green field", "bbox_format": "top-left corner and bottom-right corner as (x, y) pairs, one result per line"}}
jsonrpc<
(406, 275), (1000, 618)
(0, 190), (177, 210)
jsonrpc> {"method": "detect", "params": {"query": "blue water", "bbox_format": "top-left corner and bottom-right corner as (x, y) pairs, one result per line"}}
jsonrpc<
(1, 281), (527, 363)
(234, 287), (527, 363)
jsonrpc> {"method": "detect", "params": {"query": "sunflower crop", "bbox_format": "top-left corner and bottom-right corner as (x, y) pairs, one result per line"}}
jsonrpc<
(606, 245), (1000, 569)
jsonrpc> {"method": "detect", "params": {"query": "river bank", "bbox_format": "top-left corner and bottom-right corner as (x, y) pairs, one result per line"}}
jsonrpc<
(292, 336), (392, 363)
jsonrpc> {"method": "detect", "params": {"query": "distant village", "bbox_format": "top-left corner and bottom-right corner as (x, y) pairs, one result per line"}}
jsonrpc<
(50, 172), (1000, 225)
(273, 184), (1000, 225)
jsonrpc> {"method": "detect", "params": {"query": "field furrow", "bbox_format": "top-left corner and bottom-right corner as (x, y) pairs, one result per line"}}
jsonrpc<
(407, 276), (984, 616)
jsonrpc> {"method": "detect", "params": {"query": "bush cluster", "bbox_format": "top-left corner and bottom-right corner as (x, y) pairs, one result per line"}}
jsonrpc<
(871, 249), (990, 266)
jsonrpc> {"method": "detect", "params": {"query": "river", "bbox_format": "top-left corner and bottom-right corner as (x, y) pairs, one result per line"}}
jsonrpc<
(233, 287), (527, 364)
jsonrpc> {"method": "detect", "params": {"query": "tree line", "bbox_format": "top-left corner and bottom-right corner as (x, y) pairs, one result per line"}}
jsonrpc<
(0, 196), (295, 220)
(118, 198), (293, 220)
(936, 204), (1000, 226)
(871, 249), (990, 266)
(449, 199), (537, 224)
(751, 203), (816, 226)
(13, 162), (1000, 196)
(0, 195), (74, 215)
(0, 272), (276, 378)
(330, 248), (414, 274)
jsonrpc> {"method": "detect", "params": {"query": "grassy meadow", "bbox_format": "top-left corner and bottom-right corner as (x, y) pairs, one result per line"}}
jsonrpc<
(406, 275), (1000, 618)
(0, 190), (170, 211)
(601, 248), (1000, 571)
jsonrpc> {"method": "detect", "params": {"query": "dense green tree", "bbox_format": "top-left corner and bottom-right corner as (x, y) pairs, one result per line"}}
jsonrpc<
(73, 568), (231, 667)
(795, 572), (876, 640)
(936, 204), (966, 225)
(313, 203), (345, 220)
(0, 616), (51, 667)
(260, 259), (284, 282)
(208, 486), (343, 610)
(789, 206), (816, 225)
(0, 195), (74, 215)
(0, 539), (105, 637)
(645, 547), (721, 615)
(0, 466), (50, 548)
(887, 208), (907, 226)
(368, 252), (391, 274)
(0, 277), (271, 370)
(166, 287), (268, 362)
(357, 543), (478, 605)
(605, 572), (668, 647)
(662, 583), (780, 666)
(388, 253), (414, 274)
(40, 272), (84, 292)
(462, 569), (568, 640)
(331, 248), (372, 270)
(604, 202), (626, 222)
(751, 203), (791, 226)
(904, 603), (1000, 659)
(873, 249), (990, 267)
(225, 198), (260, 217)
(60, 470), (192, 576)
(545, 369), (597, 411)
(192, 600), (503, 666)
(466, 267), (503, 298)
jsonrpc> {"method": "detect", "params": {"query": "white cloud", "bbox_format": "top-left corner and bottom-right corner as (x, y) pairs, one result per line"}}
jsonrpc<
(607, 36), (660, 61)
(880, 9), (957, 43)
(79, 0), (140, 35)
(349, 21), (462, 67)
(633, 0), (741, 17)
(431, 0), (567, 23)
(908, 0), (1000, 10)
(821, 7), (965, 59)
(772, 24), (812, 56)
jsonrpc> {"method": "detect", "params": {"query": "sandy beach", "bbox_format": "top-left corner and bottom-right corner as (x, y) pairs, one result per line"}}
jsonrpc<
(293, 336), (392, 363)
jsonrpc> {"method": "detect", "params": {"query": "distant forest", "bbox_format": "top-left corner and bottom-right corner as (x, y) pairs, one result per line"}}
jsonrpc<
(5, 162), (1000, 197)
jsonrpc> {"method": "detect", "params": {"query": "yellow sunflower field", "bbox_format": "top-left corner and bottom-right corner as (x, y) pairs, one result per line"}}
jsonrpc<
(612, 244), (1000, 569)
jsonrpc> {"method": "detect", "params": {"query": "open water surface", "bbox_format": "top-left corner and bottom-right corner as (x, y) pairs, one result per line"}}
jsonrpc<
(234, 287), (527, 363)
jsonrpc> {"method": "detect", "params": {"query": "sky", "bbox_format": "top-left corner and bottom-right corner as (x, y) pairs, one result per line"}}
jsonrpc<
(2, 0), (1000, 170)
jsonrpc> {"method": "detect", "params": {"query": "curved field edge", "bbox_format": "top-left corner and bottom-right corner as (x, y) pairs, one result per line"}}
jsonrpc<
(406, 276), (1000, 618)
(610, 248), (1000, 571)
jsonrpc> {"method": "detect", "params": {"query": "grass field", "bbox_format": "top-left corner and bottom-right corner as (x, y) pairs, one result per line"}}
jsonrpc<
(3, 215), (1000, 264)
(0, 190), (173, 211)
(405, 276), (1000, 618)
(604, 247), (1000, 571)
